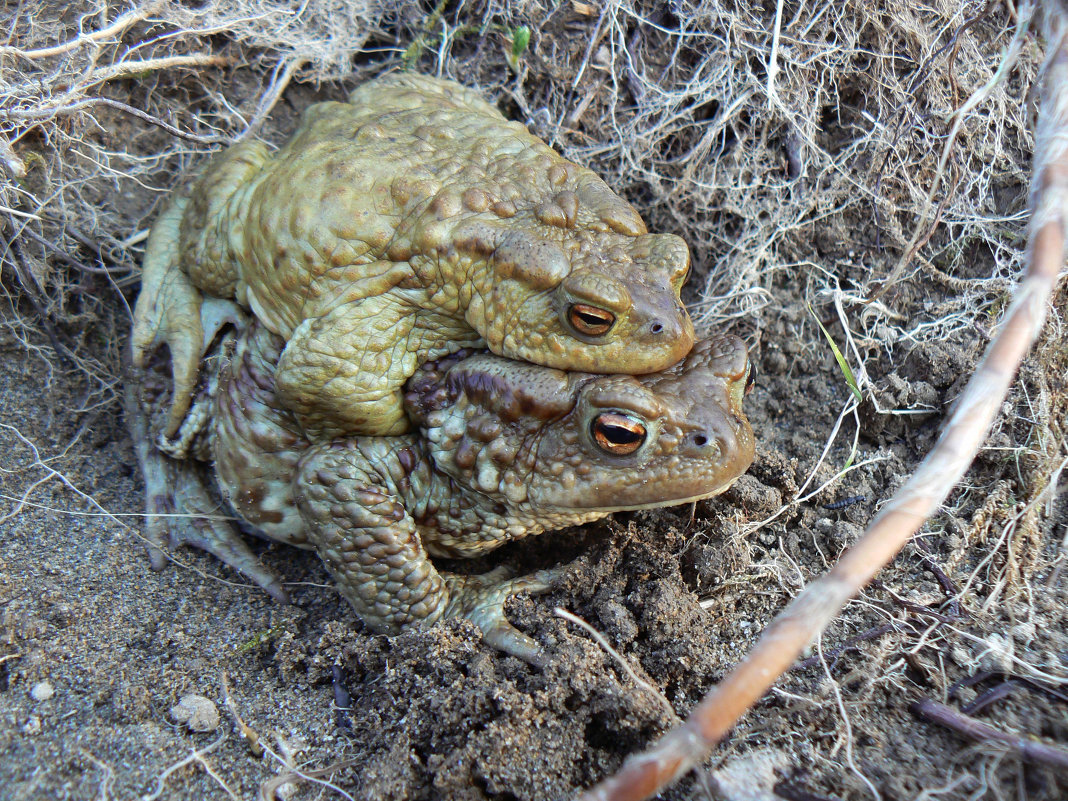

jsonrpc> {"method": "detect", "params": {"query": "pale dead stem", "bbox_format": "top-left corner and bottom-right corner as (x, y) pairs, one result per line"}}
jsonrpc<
(555, 607), (680, 723)
(77, 53), (230, 89)
(142, 733), (235, 801)
(0, 1), (167, 60)
(218, 672), (358, 801)
(238, 55), (310, 140)
(79, 750), (116, 801)
(0, 136), (25, 177)
(1, 97), (231, 144)
(574, 3), (1068, 799)
(0, 53), (230, 123)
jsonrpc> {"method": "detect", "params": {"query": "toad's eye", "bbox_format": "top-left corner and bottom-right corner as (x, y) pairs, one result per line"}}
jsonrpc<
(568, 303), (615, 337)
(590, 412), (646, 455)
(745, 360), (757, 394)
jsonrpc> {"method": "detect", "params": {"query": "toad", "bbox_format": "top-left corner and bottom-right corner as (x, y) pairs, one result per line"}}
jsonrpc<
(131, 73), (694, 442)
(127, 316), (754, 662)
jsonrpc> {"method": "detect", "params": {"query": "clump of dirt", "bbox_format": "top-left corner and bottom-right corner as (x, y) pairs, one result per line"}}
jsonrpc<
(2, 2), (1066, 800)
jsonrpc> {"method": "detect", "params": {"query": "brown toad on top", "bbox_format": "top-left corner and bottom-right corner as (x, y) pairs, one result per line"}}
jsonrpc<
(132, 73), (695, 442)
(128, 317), (754, 663)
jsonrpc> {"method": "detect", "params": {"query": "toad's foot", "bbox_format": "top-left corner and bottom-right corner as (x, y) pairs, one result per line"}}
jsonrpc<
(131, 192), (247, 437)
(125, 376), (288, 603)
(444, 567), (563, 665)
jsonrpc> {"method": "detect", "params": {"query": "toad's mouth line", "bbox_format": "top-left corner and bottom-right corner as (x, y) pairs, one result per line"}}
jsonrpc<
(535, 480), (739, 513)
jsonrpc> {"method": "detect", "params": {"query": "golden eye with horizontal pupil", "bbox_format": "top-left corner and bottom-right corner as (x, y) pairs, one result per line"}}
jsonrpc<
(568, 303), (615, 337)
(590, 412), (647, 455)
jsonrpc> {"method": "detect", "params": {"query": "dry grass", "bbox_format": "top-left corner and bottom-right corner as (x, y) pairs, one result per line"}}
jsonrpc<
(0, 0), (394, 412)
(0, 0), (1045, 369)
(2, 0), (1047, 444)
(1, 1), (1064, 799)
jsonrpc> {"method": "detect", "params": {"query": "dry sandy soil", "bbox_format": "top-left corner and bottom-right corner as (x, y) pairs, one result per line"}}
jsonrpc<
(1, 2), (1066, 800)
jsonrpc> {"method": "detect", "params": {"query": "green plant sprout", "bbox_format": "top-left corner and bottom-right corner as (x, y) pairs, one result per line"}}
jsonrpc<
(507, 26), (530, 70)
(808, 304), (863, 403)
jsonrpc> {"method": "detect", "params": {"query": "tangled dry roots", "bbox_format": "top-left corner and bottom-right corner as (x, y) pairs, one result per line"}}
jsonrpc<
(0, 0), (1056, 608)
(1, 2), (1065, 798)
(0, 0), (1043, 391)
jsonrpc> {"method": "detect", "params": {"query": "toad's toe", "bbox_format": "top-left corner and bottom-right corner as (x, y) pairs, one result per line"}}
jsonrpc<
(130, 385), (288, 603)
(444, 567), (563, 665)
(165, 466), (289, 603)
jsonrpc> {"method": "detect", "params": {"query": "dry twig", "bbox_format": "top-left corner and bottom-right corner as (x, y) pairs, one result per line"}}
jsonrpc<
(575, 5), (1068, 798)
(142, 734), (231, 801)
(911, 697), (1068, 770)
(219, 671), (264, 757)
(555, 607), (679, 722)
(218, 672), (357, 801)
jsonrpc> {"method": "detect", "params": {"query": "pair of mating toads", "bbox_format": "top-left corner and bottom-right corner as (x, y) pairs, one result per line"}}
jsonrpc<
(127, 73), (756, 662)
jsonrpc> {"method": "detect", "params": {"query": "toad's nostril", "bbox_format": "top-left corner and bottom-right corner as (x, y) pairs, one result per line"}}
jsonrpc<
(650, 321), (664, 334)
(692, 433), (708, 447)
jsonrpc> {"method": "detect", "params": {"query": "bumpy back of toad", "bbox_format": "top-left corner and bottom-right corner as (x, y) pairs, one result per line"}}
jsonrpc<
(140, 72), (699, 444)
(231, 72), (696, 374)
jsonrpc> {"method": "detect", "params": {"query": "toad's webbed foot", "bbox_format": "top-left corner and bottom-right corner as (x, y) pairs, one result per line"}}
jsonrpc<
(274, 292), (483, 439)
(125, 333), (287, 603)
(132, 178), (251, 439)
(132, 196), (248, 439)
(443, 567), (562, 665)
(145, 451), (289, 603)
(131, 195), (201, 437)
(275, 294), (419, 439)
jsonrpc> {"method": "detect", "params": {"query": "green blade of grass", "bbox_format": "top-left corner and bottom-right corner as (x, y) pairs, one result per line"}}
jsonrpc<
(808, 304), (862, 402)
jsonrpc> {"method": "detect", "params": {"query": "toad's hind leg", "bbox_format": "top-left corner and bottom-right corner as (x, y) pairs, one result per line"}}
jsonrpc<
(130, 194), (204, 438)
(123, 370), (289, 602)
(295, 440), (553, 664)
(131, 207), (249, 439)
(132, 141), (269, 437)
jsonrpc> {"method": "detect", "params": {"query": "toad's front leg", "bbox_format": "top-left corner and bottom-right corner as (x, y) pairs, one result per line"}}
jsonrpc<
(294, 439), (554, 664)
(274, 294), (483, 440)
